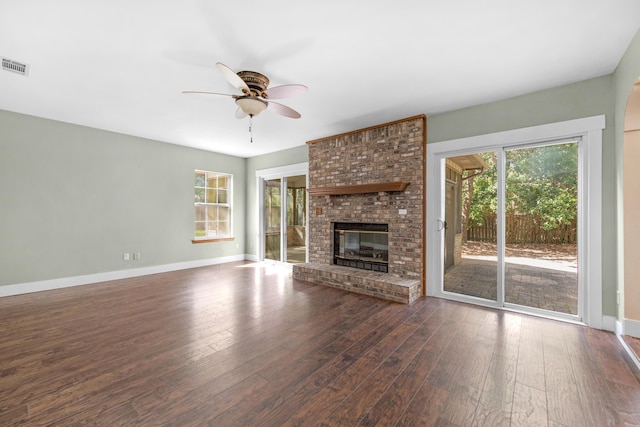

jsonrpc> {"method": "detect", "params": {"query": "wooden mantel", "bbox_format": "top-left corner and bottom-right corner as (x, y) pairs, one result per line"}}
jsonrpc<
(307, 181), (410, 196)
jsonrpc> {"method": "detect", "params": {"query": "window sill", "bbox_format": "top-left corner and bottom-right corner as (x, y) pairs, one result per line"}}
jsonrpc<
(192, 237), (235, 244)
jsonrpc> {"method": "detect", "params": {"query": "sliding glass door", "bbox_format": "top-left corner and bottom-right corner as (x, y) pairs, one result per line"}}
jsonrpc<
(437, 140), (580, 320)
(427, 116), (604, 327)
(257, 163), (308, 264)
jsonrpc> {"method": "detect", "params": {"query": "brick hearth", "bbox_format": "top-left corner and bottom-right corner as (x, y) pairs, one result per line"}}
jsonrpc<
(292, 115), (426, 303)
(294, 263), (420, 304)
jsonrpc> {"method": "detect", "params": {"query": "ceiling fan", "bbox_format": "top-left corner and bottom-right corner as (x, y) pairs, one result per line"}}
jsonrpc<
(183, 62), (307, 119)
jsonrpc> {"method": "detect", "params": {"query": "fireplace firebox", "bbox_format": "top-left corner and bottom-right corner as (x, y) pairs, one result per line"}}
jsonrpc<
(333, 222), (388, 273)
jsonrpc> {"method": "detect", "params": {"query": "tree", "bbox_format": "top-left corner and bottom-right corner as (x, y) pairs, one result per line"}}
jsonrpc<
(466, 152), (497, 228)
(505, 143), (577, 230)
(464, 142), (578, 232)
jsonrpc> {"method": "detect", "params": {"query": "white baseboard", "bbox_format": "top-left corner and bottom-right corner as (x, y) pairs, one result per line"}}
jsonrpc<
(616, 319), (624, 336)
(623, 317), (640, 338)
(0, 255), (248, 297)
(601, 315), (618, 332)
(615, 319), (640, 372)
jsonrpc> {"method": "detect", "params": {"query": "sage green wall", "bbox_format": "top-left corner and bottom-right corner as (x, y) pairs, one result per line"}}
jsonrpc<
(614, 27), (640, 319)
(244, 145), (308, 258)
(0, 110), (246, 287)
(428, 75), (617, 316)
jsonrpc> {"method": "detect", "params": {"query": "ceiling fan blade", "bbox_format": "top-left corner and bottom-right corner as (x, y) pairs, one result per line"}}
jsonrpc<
(235, 108), (248, 119)
(216, 62), (250, 94)
(182, 91), (237, 98)
(264, 84), (308, 99)
(267, 101), (301, 119)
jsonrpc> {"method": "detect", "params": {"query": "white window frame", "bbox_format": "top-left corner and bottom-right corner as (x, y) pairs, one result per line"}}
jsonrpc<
(193, 170), (233, 242)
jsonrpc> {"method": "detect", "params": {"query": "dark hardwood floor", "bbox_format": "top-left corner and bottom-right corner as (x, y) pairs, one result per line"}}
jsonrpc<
(1, 261), (639, 426)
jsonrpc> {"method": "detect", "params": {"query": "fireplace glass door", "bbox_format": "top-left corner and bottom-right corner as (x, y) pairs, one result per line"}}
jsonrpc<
(334, 223), (388, 272)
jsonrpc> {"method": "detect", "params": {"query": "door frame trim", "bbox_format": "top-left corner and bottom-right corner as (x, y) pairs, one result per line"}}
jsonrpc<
(426, 115), (604, 328)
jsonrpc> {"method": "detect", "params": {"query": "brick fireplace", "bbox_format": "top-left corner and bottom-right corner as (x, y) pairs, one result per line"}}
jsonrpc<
(292, 115), (426, 303)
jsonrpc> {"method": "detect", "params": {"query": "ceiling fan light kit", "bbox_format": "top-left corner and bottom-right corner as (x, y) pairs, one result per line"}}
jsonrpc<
(235, 96), (268, 116)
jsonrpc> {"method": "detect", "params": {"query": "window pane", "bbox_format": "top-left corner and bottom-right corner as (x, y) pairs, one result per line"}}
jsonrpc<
(195, 221), (206, 237)
(218, 175), (228, 189)
(444, 152), (498, 302)
(207, 206), (217, 221)
(219, 207), (229, 222)
(287, 188), (294, 226)
(504, 142), (578, 314)
(218, 189), (228, 204)
(297, 188), (305, 225)
(206, 189), (217, 203)
(206, 221), (218, 236)
(195, 206), (206, 221)
(218, 222), (229, 236)
(195, 188), (205, 203)
(195, 172), (206, 187)
(207, 175), (217, 188)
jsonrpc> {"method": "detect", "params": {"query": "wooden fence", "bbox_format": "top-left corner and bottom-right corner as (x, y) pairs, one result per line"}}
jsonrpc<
(467, 214), (577, 244)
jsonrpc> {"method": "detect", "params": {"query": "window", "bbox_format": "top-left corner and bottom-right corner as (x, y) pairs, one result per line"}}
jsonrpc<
(194, 170), (232, 241)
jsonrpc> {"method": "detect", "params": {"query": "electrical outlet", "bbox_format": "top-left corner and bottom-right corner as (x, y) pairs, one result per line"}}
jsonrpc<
(123, 253), (130, 261)
(133, 252), (141, 260)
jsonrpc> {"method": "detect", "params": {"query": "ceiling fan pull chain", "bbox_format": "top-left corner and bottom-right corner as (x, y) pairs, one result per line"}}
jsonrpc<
(249, 114), (253, 143)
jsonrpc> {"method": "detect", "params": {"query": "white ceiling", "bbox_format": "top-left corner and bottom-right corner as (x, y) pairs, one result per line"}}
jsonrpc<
(1, 1), (639, 158)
